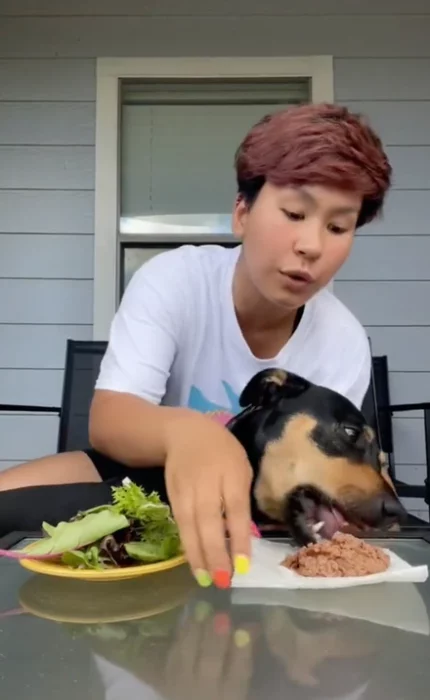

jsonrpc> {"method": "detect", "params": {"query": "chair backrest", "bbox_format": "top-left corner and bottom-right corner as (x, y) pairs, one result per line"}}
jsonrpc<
(57, 340), (108, 453)
(361, 362), (380, 443)
(361, 354), (397, 483)
(369, 355), (394, 456)
(56, 342), (393, 460)
(361, 355), (393, 450)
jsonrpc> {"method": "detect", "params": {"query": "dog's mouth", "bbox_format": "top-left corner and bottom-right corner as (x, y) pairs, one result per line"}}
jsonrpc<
(285, 485), (365, 546)
(307, 503), (349, 541)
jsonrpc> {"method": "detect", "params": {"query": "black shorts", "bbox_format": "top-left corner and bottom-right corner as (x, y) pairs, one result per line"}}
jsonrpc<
(83, 448), (169, 502)
(0, 450), (168, 537)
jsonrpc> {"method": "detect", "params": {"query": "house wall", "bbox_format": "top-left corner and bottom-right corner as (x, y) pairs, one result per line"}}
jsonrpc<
(0, 0), (429, 518)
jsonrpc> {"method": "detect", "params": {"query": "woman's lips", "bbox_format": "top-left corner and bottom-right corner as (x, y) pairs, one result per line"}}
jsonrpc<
(279, 270), (314, 291)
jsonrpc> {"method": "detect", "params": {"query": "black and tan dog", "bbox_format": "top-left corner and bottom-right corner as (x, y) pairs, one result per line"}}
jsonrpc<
(0, 368), (406, 543)
(228, 368), (406, 545)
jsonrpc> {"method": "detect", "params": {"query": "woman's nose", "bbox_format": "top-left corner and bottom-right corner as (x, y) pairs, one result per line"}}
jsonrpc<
(292, 224), (323, 260)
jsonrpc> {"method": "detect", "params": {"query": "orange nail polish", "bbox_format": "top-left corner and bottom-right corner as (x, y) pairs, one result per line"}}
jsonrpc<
(214, 569), (231, 589)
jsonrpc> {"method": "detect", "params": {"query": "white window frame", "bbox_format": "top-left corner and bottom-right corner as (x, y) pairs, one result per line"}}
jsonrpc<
(94, 56), (334, 340)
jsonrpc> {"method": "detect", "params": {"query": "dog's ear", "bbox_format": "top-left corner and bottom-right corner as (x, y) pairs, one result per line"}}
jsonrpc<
(239, 369), (310, 408)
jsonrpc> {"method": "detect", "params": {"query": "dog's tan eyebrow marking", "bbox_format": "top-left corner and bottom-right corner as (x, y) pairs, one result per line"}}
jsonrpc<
(264, 369), (288, 386)
(378, 450), (387, 467)
(379, 451), (396, 491)
(363, 426), (376, 442)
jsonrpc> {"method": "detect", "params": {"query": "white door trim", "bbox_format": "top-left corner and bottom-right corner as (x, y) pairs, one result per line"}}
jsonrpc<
(93, 56), (334, 340)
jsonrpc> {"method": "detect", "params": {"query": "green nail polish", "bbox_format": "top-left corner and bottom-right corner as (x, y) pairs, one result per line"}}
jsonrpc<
(194, 601), (212, 622)
(195, 569), (212, 588)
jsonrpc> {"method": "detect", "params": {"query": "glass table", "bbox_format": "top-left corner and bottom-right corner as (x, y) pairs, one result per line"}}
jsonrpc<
(2, 532), (430, 699)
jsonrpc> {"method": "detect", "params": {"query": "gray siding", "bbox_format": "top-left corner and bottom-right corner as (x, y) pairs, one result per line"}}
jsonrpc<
(334, 57), (430, 519)
(0, 0), (429, 519)
(0, 15), (430, 58)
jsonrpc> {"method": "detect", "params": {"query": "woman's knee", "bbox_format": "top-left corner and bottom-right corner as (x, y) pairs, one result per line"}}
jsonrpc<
(0, 451), (101, 492)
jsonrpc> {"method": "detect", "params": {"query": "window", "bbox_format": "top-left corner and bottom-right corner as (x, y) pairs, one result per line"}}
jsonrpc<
(119, 76), (311, 293)
(94, 57), (334, 339)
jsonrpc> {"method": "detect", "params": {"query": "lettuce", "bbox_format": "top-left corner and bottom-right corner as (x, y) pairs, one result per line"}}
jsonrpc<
(125, 533), (180, 563)
(23, 480), (182, 569)
(24, 510), (129, 556)
(61, 547), (103, 570)
(111, 480), (170, 521)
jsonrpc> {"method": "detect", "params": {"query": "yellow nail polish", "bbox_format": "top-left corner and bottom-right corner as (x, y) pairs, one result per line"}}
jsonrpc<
(194, 569), (212, 588)
(234, 554), (250, 575)
(234, 629), (251, 648)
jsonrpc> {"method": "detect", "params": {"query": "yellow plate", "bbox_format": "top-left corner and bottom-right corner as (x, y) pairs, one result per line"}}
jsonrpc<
(19, 545), (187, 582)
(19, 566), (196, 624)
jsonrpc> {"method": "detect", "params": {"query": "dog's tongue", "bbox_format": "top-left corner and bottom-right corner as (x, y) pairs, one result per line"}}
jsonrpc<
(316, 506), (348, 539)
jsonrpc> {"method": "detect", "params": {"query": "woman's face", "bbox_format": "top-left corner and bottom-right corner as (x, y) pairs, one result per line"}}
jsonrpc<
(232, 182), (361, 311)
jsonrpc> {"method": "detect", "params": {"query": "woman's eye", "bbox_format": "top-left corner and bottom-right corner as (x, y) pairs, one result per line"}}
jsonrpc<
(328, 223), (348, 235)
(282, 209), (304, 222)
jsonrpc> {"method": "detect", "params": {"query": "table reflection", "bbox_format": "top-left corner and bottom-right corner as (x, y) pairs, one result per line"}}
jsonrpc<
(7, 562), (427, 700)
(3, 535), (430, 699)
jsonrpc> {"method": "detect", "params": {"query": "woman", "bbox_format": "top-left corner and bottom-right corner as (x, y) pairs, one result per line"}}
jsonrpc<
(0, 103), (391, 588)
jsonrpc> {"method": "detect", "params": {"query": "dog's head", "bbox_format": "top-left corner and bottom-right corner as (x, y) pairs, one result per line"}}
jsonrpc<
(227, 368), (406, 545)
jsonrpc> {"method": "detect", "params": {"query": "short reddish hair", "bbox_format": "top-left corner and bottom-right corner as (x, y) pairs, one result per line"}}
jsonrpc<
(234, 103), (392, 227)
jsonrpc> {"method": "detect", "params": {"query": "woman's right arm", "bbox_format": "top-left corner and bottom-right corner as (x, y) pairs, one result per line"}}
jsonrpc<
(89, 388), (199, 468)
(89, 388), (253, 588)
(89, 251), (252, 586)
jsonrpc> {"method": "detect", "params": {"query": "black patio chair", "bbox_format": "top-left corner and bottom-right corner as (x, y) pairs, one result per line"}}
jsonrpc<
(361, 355), (430, 521)
(0, 339), (107, 453)
(1, 341), (429, 523)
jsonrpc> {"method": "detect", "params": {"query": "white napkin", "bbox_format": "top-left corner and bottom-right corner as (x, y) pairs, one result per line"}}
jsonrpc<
(231, 539), (430, 635)
(231, 538), (429, 590)
(232, 583), (430, 636)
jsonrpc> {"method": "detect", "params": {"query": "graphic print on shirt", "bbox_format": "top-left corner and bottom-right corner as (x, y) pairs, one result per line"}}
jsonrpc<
(187, 381), (240, 419)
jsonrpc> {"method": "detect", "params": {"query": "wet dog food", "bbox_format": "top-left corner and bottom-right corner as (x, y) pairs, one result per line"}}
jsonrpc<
(283, 532), (390, 577)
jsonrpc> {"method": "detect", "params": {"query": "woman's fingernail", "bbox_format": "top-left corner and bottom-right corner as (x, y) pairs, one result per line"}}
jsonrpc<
(251, 522), (262, 538)
(214, 612), (231, 635)
(194, 601), (213, 622)
(214, 569), (231, 589)
(234, 629), (251, 648)
(234, 554), (250, 575)
(194, 569), (212, 588)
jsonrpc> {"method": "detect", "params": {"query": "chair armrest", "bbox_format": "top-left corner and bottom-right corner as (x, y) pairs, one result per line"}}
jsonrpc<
(380, 402), (430, 413)
(382, 402), (430, 507)
(394, 481), (427, 499)
(0, 404), (61, 414)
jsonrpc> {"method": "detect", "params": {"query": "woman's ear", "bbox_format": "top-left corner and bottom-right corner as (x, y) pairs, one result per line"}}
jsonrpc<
(239, 369), (310, 408)
(232, 194), (249, 240)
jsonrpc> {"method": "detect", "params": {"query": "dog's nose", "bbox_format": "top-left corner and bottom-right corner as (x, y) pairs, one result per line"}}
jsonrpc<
(380, 491), (407, 524)
(358, 490), (407, 528)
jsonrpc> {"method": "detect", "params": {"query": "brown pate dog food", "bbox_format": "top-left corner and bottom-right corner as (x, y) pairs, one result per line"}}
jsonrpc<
(283, 532), (390, 577)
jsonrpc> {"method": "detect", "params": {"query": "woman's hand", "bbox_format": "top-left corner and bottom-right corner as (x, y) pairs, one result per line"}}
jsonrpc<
(164, 413), (253, 588)
(163, 601), (257, 700)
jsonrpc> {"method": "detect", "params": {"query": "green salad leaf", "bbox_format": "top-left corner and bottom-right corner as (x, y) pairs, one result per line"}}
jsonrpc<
(42, 522), (57, 537)
(25, 479), (182, 570)
(111, 480), (170, 521)
(61, 547), (104, 570)
(125, 534), (180, 563)
(25, 510), (129, 556)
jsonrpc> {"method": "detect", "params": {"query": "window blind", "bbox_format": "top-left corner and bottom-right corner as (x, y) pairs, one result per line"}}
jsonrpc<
(120, 78), (311, 223)
(121, 78), (310, 106)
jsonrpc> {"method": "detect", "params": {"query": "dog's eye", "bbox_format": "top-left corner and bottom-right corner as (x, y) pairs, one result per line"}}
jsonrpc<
(343, 425), (360, 440)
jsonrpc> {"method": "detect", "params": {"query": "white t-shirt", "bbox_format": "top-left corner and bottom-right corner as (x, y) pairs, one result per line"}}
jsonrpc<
(95, 245), (371, 413)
